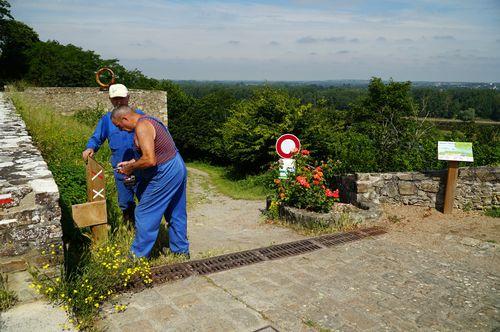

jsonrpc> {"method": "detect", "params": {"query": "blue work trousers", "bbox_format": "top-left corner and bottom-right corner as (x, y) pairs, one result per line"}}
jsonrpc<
(131, 153), (189, 257)
(114, 171), (136, 211)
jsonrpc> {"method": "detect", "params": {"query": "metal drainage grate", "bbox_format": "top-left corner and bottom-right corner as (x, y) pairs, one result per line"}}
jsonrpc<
(126, 227), (386, 291)
(150, 263), (194, 284)
(257, 240), (322, 260)
(187, 251), (264, 275)
(315, 231), (363, 247)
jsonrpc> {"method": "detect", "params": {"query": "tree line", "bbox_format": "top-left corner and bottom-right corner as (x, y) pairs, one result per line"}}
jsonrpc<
(176, 81), (500, 121)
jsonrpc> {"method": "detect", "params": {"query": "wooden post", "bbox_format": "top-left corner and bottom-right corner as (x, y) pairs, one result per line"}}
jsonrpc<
(443, 161), (459, 214)
(86, 157), (108, 242)
(71, 157), (108, 242)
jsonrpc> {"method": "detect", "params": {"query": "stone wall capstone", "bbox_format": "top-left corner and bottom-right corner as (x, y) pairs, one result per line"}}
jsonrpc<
(6, 87), (168, 123)
(338, 166), (499, 210)
(0, 93), (62, 272)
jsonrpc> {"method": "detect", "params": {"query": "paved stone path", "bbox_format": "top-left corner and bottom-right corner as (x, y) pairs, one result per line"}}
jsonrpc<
(101, 223), (500, 331)
(1, 300), (73, 332)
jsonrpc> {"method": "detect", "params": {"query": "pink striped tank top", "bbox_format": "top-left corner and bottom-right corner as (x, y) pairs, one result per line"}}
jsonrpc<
(136, 116), (177, 164)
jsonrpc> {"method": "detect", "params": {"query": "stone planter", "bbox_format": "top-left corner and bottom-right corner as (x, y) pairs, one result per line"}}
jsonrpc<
(278, 202), (381, 228)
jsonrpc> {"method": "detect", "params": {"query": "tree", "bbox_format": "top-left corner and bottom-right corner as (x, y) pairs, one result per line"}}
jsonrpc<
(25, 41), (104, 86)
(349, 77), (435, 171)
(0, 20), (39, 85)
(0, 0), (12, 20)
(222, 87), (310, 173)
(155, 80), (197, 157)
(458, 107), (475, 122)
(178, 90), (236, 162)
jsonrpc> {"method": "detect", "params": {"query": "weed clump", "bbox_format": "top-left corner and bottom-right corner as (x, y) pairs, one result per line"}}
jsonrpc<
(30, 228), (152, 330)
(0, 273), (18, 312)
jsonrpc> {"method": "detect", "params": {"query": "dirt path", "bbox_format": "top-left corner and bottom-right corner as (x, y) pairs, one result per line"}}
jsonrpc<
(186, 167), (305, 258)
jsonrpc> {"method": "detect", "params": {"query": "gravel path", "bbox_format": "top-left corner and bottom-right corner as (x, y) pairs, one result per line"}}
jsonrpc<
(186, 167), (305, 258)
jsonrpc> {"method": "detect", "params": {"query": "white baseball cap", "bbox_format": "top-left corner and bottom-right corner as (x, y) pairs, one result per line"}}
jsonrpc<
(109, 84), (129, 98)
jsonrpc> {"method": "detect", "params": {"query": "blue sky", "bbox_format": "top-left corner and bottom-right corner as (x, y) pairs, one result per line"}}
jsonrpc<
(10, 0), (500, 82)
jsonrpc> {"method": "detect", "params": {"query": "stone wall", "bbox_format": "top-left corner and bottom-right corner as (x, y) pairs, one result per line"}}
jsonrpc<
(337, 166), (499, 211)
(0, 93), (62, 272)
(6, 87), (168, 123)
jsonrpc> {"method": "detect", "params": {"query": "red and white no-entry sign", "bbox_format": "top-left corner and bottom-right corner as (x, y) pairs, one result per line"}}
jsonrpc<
(276, 134), (301, 158)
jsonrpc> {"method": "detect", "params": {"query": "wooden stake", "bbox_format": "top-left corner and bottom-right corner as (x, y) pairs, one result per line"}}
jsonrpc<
(85, 157), (108, 242)
(443, 161), (459, 214)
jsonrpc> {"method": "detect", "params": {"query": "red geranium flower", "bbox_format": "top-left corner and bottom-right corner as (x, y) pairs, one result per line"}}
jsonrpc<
(296, 176), (310, 188)
(332, 189), (339, 198)
(301, 149), (310, 156)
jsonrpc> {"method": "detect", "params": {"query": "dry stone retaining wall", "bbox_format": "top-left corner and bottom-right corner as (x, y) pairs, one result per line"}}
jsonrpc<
(338, 166), (499, 210)
(6, 86), (168, 123)
(0, 92), (62, 272)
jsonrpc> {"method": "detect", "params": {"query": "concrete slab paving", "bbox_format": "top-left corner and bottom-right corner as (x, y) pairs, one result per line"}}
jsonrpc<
(102, 227), (500, 331)
(0, 301), (73, 332)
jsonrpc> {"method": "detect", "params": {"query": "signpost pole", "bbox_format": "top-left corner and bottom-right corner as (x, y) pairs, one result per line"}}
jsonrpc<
(443, 160), (459, 214)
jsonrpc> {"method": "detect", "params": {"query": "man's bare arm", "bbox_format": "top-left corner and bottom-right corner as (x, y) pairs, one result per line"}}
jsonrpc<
(118, 121), (156, 175)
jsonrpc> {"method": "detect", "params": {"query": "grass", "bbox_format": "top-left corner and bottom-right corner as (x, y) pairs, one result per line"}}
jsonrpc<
(262, 214), (359, 237)
(9, 93), (156, 329)
(0, 273), (18, 312)
(186, 161), (270, 200)
(485, 207), (500, 218)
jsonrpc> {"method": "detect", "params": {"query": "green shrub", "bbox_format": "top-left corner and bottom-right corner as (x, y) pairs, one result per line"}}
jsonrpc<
(222, 86), (310, 173)
(73, 105), (106, 127)
(485, 207), (500, 218)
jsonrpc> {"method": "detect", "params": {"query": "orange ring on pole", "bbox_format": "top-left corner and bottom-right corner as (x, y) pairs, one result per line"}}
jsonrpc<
(95, 67), (116, 89)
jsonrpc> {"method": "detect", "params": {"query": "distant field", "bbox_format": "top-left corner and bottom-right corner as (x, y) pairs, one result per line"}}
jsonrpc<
(419, 117), (500, 126)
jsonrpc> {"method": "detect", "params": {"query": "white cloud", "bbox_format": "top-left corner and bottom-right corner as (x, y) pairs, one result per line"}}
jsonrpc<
(10, 0), (500, 81)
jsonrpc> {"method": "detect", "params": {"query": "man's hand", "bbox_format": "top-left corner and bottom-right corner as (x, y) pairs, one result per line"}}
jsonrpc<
(82, 148), (94, 161)
(117, 159), (136, 176)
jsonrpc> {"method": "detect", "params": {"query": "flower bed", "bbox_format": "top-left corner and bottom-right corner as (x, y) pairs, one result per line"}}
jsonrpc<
(271, 150), (341, 213)
(267, 150), (381, 228)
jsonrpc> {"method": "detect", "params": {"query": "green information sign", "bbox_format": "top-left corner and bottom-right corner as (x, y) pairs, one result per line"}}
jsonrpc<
(438, 141), (473, 162)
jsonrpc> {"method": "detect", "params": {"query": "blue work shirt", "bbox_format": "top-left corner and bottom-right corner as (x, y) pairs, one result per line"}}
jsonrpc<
(85, 109), (144, 168)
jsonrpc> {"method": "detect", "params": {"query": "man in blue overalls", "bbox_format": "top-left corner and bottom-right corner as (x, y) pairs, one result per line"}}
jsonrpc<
(82, 84), (144, 224)
(112, 105), (189, 258)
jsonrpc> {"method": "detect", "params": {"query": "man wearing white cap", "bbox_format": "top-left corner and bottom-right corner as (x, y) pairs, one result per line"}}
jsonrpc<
(82, 84), (144, 224)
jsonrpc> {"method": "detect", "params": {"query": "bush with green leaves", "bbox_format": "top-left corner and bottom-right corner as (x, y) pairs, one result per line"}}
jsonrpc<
(222, 86), (311, 173)
(72, 105), (107, 127)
